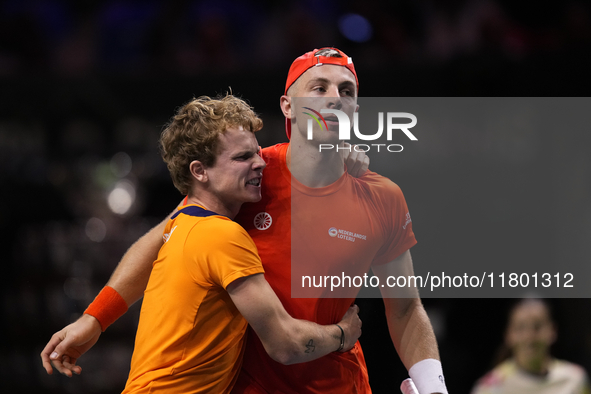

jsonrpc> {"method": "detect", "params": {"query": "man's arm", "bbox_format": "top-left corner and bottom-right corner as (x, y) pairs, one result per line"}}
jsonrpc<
(40, 314), (101, 376)
(104, 212), (169, 305)
(373, 250), (439, 368)
(373, 250), (447, 394)
(41, 205), (178, 376)
(228, 273), (362, 365)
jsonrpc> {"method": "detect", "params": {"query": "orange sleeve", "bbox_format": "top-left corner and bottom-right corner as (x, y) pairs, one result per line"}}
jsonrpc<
(184, 218), (265, 289)
(371, 177), (417, 266)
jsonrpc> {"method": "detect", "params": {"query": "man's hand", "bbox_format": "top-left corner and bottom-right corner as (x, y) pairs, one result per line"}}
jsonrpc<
(336, 304), (362, 352)
(401, 378), (419, 394)
(40, 314), (102, 377)
(341, 142), (370, 178)
(400, 378), (445, 394)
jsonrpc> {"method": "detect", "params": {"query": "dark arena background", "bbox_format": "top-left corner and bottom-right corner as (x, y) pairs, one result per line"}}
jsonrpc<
(2, 1), (591, 393)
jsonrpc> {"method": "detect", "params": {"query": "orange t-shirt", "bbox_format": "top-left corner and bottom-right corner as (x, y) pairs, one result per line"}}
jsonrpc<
(122, 205), (265, 394)
(233, 143), (417, 393)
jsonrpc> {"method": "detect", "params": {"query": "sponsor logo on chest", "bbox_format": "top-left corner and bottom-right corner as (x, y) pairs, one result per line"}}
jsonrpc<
(254, 212), (273, 230)
(328, 227), (367, 243)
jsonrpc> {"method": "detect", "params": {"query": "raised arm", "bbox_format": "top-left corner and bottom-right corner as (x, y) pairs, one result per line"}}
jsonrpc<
(41, 204), (179, 376)
(105, 212), (169, 305)
(373, 250), (448, 394)
(228, 273), (362, 365)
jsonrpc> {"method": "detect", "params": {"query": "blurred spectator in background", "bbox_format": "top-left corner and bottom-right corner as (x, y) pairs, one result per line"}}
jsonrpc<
(471, 298), (591, 394)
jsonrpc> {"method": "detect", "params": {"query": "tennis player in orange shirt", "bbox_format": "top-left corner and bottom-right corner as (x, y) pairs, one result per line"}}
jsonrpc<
(43, 94), (362, 393)
(42, 47), (448, 394)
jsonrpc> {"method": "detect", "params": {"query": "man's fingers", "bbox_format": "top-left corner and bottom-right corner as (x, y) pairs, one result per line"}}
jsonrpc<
(40, 332), (64, 375)
(345, 304), (360, 319)
(41, 357), (53, 375)
(340, 142), (353, 160)
(400, 378), (419, 394)
(52, 335), (76, 360)
(51, 355), (81, 377)
(341, 143), (370, 178)
(347, 146), (370, 177)
(352, 304), (362, 331)
(345, 149), (360, 173)
(362, 156), (370, 173)
(62, 357), (82, 375)
(50, 358), (73, 377)
(40, 348), (54, 374)
(352, 151), (363, 175)
(353, 151), (369, 176)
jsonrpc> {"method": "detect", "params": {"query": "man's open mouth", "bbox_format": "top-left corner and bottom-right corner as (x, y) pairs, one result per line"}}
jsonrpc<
(246, 178), (261, 186)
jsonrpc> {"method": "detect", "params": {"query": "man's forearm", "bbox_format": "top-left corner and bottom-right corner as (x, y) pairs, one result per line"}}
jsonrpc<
(385, 297), (440, 370)
(274, 303), (361, 364)
(376, 251), (448, 393)
(386, 298), (449, 393)
(265, 319), (344, 365)
(229, 275), (361, 365)
(105, 217), (167, 306)
(375, 251), (441, 369)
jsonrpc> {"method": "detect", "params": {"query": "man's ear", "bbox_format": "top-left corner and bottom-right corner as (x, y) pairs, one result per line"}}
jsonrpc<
(190, 160), (208, 183)
(280, 95), (293, 119)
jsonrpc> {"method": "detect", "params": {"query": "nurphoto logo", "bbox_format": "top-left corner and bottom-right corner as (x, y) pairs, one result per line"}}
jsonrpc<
(303, 108), (418, 153)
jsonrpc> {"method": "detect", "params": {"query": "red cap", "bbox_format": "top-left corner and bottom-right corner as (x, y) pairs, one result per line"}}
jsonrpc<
(284, 48), (358, 139)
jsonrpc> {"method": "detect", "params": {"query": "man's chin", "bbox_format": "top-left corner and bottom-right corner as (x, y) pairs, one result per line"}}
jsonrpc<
(247, 193), (262, 203)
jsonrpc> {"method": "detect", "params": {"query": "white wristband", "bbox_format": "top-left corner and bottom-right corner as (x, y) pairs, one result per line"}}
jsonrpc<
(408, 359), (448, 394)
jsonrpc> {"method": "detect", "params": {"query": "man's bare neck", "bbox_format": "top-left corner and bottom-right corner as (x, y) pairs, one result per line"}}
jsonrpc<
(286, 141), (344, 188)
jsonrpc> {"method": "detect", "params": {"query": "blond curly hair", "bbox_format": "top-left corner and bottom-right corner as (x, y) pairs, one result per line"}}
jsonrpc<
(159, 95), (263, 195)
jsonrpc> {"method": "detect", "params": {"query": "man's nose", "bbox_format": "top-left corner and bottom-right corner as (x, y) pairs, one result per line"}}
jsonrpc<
(326, 89), (342, 109)
(253, 153), (266, 171)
